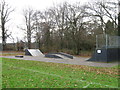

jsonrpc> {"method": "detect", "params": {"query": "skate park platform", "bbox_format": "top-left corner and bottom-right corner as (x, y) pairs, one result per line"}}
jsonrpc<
(88, 47), (120, 62)
(25, 49), (73, 59)
(88, 35), (120, 62)
(1, 49), (118, 67)
(25, 49), (44, 57)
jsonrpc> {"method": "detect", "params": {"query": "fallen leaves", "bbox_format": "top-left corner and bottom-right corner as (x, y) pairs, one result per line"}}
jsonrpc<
(63, 64), (118, 76)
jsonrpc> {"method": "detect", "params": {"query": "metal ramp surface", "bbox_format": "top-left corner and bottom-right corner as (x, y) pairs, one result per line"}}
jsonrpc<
(25, 49), (44, 56)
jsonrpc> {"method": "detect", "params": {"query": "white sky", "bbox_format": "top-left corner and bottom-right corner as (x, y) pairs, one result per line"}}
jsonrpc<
(2, 0), (91, 43)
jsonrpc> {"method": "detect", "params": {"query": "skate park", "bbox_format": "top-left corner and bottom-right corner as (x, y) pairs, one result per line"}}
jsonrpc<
(1, 48), (118, 67)
(1, 34), (119, 67)
(88, 34), (120, 62)
(1, 0), (120, 88)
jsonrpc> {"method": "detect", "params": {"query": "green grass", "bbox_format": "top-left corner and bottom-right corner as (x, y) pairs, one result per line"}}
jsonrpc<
(0, 58), (2, 89)
(1, 52), (24, 56)
(2, 58), (119, 88)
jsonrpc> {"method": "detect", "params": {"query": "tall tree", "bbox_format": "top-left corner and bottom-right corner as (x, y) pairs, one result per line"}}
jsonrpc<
(65, 3), (87, 54)
(86, 0), (118, 35)
(0, 0), (14, 50)
(32, 11), (41, 48)
(23, 8), (34, 48)
(39, 10), (54, 52)
(51, 2), (68, 49)
(118, 1), (120, 36)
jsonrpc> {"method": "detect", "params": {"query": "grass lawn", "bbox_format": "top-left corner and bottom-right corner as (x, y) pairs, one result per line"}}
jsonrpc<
(2, 58), (119, 88)
(0, 51), (24, 56)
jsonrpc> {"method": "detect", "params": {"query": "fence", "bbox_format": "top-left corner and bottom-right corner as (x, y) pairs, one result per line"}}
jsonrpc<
(96, 34), (120, 49)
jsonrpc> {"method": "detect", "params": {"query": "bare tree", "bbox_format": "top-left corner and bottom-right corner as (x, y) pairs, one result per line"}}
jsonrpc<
(49, 2), (68, 49)
(98, 1), (118, 35)
(86, 0), (118, 35)
(39, 10), (54, 51)
(0, 0), (14, 50)
(22, 8), (34, 48)
(32, 11), (41, 48)
(118, 1), (120, 36)
(64, 3), (88, 54)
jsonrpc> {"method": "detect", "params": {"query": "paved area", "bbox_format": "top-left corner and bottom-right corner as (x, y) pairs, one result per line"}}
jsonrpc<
(1, 56), (118, 67)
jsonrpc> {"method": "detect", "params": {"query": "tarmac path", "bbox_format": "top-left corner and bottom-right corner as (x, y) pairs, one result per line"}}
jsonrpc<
(1, 56), (118, 67)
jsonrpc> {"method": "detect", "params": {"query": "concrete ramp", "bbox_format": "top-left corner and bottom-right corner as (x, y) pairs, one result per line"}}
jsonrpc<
(53, 54), (72, 59)
(58, 52), (73, 59)
(45, 54), (62, 59)
(25, 49), (44, 57)
(45, 52), (73, 59)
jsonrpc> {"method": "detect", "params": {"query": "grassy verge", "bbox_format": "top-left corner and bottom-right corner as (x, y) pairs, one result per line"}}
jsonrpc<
(0, 51), (24, 56)
(2, 58), (119, 88)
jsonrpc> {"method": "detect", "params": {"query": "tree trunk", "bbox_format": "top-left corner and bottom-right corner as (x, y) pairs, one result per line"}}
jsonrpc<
(27, 35), (31, 49)
(28, 41), (31, 49)
(118, 13), (120, 36)
(76, 42), (81, 55)
(2, 22), (6, 51)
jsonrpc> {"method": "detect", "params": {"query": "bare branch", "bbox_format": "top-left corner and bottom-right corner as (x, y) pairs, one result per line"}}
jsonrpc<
(0, 0), (14, 50)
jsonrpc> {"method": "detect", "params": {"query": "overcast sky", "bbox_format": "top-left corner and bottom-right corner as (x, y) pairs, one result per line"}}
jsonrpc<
(2, 0), (92, 43)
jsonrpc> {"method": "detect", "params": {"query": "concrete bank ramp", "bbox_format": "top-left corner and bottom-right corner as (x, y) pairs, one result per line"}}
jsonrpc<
(45, 52), (73, 59)
(58, 52), (73, 59)
(25, 49), (44, 57)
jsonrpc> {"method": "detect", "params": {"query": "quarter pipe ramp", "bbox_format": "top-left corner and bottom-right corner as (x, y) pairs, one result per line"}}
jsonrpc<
(25, 49), (44, 57)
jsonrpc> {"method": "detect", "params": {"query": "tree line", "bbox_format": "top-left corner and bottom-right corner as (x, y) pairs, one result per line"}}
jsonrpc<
(0, 0), (119, 55)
